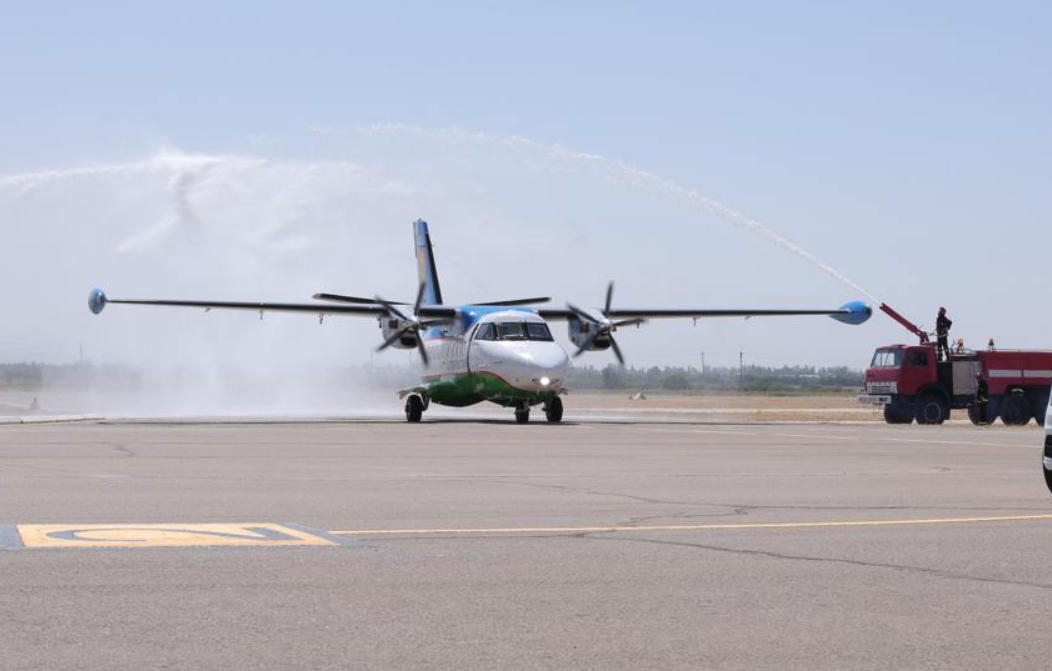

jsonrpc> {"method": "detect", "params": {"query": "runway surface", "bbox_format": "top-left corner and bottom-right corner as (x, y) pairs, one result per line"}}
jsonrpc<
(2, 417), (1050, 670)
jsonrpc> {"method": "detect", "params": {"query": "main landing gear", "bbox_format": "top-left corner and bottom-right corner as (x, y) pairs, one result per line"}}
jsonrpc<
(405, 395), (425, 423)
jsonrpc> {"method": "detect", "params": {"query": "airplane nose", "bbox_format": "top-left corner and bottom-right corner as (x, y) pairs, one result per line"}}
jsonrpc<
(513, 345), (569, 392)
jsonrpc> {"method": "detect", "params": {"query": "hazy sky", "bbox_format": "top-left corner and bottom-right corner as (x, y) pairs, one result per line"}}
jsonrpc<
(1, 2), (1049, 374)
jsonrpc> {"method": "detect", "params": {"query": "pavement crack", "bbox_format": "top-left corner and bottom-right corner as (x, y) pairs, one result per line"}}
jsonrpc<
(589, 534), (1052, 592)
(621, 508), (750, 526)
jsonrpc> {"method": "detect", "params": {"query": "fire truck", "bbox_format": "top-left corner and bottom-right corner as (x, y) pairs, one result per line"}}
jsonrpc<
(858, 305), (1052, 425)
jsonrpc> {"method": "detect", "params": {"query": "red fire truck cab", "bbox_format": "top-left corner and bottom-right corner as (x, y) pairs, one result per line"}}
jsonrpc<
(859, 343), (1052, 425)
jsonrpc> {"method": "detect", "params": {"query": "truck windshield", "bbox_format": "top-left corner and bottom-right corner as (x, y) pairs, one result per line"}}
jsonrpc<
(870, 349), (904, 368)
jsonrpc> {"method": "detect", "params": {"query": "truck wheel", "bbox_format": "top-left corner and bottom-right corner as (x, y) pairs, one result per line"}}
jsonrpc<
(883, 404), (913, 425)
(1031, 394), (1049, 427)
(1000, 394), (1032, 426)
(544, 397), (564, 423)
(915, 394), (948, 425)
(405, 396), (424, 423)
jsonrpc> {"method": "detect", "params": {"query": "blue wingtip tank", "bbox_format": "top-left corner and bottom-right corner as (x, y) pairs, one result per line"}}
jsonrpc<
(830, 300), (872, 326)
(88, 288), (108, 315)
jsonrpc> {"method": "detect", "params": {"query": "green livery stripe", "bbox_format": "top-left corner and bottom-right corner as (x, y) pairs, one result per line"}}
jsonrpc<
(425, 372), (557, 408)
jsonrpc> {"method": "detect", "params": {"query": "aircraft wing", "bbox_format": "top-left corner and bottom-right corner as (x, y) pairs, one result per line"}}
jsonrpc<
(87, 289), (458, 319)
(537, 301), (872, 325)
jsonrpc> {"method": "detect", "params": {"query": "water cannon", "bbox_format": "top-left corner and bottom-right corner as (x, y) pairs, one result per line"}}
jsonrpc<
(830, 301), (873, 326)
(878, 303), (930, 344)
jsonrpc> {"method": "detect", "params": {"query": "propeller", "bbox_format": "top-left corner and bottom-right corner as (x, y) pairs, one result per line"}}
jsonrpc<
(375, 283), (453, 366)
(566, 282), (646, 366)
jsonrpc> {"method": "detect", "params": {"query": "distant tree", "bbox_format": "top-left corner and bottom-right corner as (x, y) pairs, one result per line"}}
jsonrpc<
(662, 372), (690, 390)
(601, 365), (625, 390)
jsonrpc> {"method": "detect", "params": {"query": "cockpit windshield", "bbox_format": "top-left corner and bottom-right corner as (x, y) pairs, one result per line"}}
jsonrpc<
(498, 322), (527, 340)
(525, 323), (553, 341)
(475, 322), (554, 342)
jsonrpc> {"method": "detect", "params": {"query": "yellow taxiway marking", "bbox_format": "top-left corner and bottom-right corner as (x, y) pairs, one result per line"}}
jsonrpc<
(18, 523), (334, 548)
(330, 514), (1052, 537)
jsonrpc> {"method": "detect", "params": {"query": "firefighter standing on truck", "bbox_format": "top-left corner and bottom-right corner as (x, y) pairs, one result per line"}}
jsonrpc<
(936, 307), (952, 361)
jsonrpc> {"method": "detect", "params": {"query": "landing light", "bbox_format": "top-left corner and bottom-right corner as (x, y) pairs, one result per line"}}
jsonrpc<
(539, 377), (551, 386)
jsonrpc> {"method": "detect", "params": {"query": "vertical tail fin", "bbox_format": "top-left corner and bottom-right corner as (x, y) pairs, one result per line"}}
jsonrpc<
(413, 219), (443, 306)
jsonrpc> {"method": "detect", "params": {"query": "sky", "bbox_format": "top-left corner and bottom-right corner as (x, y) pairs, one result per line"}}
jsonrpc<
(0, 2), (1049, 385)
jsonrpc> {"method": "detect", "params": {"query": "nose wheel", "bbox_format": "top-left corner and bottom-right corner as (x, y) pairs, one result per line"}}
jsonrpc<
(544, 397), (563, 423)
(514, 405), (530, 424)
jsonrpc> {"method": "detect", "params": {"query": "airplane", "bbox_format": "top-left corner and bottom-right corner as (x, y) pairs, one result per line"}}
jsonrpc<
(88, 219), (872, 423)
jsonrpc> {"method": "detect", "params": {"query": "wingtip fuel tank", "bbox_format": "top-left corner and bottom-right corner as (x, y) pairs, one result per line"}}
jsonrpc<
(88, 288), (108, 315)
(830, 301), (872, 326)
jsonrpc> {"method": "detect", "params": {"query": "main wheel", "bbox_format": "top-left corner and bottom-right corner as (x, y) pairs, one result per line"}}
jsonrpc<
(1000, 394), (1032, 426)
(884, 404), (913, 425)
(544, 397), (564, 423)
(915, 394), (949, 425)
(514, 407), (530, 424)
(405, 395), (424, 423)
(1044, 439), (1052, 495)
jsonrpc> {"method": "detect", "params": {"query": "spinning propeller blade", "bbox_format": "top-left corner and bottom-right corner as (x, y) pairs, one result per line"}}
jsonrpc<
(567, 281), (644, 366)
(373, 284), (450, 366)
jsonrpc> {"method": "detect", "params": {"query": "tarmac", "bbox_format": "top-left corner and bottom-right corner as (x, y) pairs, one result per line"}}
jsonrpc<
(2, 416), (1051, 670)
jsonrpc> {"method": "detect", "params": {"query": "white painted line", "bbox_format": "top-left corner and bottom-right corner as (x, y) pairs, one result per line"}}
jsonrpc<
(0, 415), (103, 426)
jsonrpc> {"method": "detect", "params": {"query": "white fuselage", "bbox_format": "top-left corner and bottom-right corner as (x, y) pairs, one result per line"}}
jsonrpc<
(425, 310), (570, 395)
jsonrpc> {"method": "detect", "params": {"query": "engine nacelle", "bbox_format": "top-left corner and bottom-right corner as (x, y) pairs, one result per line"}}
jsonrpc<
(568, 318), (611, 352)
(379, 317), (419, 350)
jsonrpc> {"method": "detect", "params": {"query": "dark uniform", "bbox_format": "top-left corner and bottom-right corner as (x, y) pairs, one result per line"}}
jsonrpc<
(936, 312), (952, 361)
(974, 378), (989, 424)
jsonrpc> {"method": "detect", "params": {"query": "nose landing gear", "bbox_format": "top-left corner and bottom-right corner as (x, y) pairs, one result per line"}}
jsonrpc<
(544, 397), (563, 423)
(513, 397), (564, 424)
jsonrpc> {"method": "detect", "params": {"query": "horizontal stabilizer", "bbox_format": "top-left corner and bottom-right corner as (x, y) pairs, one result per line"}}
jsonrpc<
(470, 297), (551, 307)
(312, 294), (550, 307)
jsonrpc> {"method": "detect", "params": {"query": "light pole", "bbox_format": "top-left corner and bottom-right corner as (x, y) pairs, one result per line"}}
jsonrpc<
(739, 347), (744, 392)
